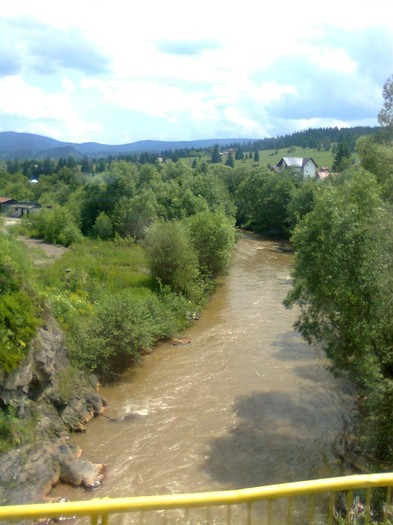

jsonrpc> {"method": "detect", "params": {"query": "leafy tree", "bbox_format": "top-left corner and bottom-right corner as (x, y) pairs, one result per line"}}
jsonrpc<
(27, 205), (83, 246)
(0, 172), (32, 201)
(144, 221), (199, 295)
(236, 168), (295, 236)
(286, 178), (317, 233)
(284, 169), (393, 459)
(79, 181), (110, 233)
(378, 74), (393, 128)
(92, 211), (113, 240)
(111, 191), (159, 239)
(187, 210), (236, 278)
(356, 134), (393, 200)
(185, 172), (236, 218)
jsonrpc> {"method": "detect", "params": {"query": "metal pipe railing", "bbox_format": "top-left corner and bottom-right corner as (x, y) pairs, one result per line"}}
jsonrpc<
(0, 473), (392, 523)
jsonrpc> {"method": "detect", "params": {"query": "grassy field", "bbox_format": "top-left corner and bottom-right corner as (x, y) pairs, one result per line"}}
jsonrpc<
(184, 145), (357, 170)
(256, 146), (335, 167)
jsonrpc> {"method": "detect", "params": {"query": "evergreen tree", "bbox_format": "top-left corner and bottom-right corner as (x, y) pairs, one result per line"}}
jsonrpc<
(235, 148), (244, 160)
(332, 142), (351, 172)
(225, 151), (234, 167)
(211, 145), (221, 164)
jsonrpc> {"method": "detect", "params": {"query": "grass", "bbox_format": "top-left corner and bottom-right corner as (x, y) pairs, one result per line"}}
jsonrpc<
(38, 238), (155, 299)
(181, 146), (334, 168)
(183, 146), (357, 170)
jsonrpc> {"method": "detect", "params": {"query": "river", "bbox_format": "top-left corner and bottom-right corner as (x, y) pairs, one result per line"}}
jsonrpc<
(52, 233), (356, 522)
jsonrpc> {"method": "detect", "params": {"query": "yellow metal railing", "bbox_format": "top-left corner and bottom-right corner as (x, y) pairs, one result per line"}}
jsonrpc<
(1, 473), (393, 524)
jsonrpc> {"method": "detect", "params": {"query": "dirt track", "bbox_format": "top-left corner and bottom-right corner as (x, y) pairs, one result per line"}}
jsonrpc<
(2, 217), (67, 263)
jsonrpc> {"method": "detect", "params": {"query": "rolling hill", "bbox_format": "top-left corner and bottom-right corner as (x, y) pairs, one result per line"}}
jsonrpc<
(0, 132), (253, 160)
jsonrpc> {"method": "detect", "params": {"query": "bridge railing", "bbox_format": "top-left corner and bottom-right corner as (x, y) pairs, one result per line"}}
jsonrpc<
(1, 473), (393, 524)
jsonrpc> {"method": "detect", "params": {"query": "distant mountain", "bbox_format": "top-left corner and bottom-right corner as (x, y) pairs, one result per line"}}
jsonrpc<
(0, 132), (254, 160)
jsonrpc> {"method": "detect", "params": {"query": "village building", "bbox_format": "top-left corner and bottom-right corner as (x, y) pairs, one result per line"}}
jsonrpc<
(0, 196), (41, 217)
(275, 157), (318, 178)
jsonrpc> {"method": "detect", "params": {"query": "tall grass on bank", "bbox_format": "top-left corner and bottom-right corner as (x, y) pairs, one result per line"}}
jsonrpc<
(37, 239), (194, 381)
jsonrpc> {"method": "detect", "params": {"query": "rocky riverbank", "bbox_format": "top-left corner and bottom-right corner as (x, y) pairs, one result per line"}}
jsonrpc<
(0, 315), (106, 505)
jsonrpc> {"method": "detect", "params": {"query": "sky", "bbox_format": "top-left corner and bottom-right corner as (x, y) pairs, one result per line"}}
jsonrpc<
(0, 0), (392, 145)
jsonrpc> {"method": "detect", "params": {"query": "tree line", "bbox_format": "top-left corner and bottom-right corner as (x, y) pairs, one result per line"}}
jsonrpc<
(4, 125), (380, 177)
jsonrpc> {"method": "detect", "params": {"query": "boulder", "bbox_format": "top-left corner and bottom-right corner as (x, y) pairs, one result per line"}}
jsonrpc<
(60, 459), (105, 489)
(0, 440), (105, 505)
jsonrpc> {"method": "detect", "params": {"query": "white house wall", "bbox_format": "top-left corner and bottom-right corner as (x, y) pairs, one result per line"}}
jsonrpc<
(303, 161), (316, 177)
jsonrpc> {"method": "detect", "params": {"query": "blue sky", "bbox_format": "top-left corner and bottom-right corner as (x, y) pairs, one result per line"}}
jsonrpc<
(0, 0), (392, 144)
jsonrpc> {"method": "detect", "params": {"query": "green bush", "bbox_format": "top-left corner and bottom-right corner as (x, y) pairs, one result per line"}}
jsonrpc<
(27, 205), (83, 246)
(68, 290), (183, 379)
(187, 210), (236, 278)
(92, 211), (113, 240)
(0, 235), (41, 372)
(0, 291), (40, 372)
(144, 220), (199, 295)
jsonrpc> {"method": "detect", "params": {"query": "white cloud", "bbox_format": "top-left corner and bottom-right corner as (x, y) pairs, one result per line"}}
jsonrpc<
(0, 76), (102, 142)
(255, 82), (298, 104)
(0, 0), (392, 142)
(62, 77), (75, 93)
(0, 76), (72, 120)
(308, 48), (358, 73)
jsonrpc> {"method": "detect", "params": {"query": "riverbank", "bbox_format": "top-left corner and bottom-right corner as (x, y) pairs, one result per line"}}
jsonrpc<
(0, 313), (107, 505)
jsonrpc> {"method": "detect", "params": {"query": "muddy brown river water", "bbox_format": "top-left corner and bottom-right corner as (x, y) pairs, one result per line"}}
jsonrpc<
(52, 232), (356, 522)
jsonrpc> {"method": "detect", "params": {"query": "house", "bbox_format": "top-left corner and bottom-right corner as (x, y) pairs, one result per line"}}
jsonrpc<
(0, 197), (41, 217)
(0, 197), (18, 213)
(275, 157), (318, 178)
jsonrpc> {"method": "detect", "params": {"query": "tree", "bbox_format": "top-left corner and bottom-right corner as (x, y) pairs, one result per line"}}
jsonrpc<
(378, 74), (393, 128)
(284, 169), (393, 459)
(111, 191), (159, 239)
(286, 178), (317, 233)
(144, 221), (199, 295)
(235, 147), (244, 160)
(332, 141), (351, 172)
(322, 137), (331, 151)
(253, 150), (260, 162)
(235, 168), (295, 237)
(187, 210), (235, 278)
(92, 211), (113, 240)
(28, 205), (83, 246)
(225, 151), (234, 168)
(356, 134), (393, 200)
(211, 144), (221, 164)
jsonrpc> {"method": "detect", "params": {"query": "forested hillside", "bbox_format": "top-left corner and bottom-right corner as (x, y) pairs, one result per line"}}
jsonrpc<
(0, 125), (379, 165)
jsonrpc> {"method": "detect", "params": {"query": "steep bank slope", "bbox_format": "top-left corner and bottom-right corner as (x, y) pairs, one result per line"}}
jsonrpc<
(0, 314), (106, 505)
